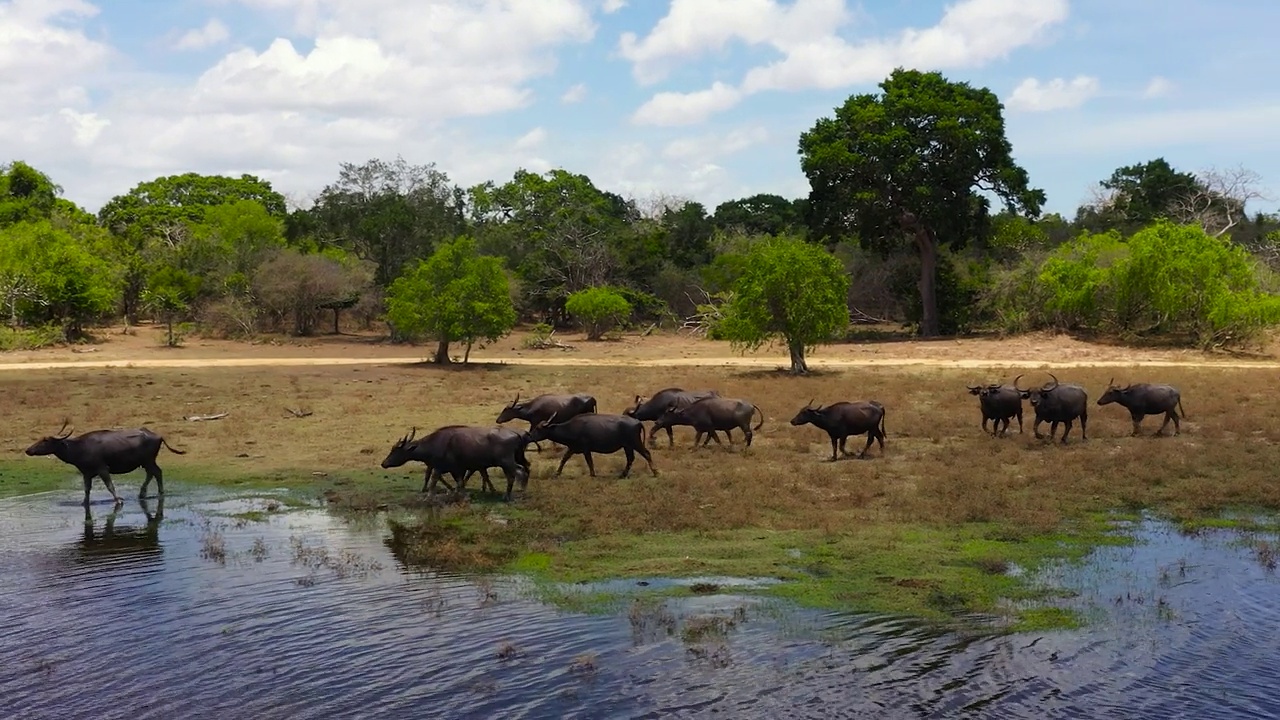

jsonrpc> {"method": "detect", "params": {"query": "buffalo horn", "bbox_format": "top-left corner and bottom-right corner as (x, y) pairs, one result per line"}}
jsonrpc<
(1012, 374), (1026, 392)
(1043, 373), (1060, 391)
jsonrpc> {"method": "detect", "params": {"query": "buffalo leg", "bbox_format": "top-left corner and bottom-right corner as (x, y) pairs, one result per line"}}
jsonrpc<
(80, 473), (94, 507)
(140, 462), (165, 499)
(1060, 420), (1074, 444)
(1162, 410), (1180, 436)
(582, 451), (597, 477)
(500, 464), (518, 501)
(1048, 421), (1060, 442)
(98, 471), (124, 505)
(620, 447), (635, 477)
(829, 436), (840, 461)
(1033, 418), (1044, 439)
(998, 418), (1010, 437)
(859, 432), (876, 458)
(742, 424), (753, 448)
(875, 428), (886, 454)
(703, 431), (724, 447)
(1130, 411), (1144, 437)
(554, 449), (576, 477)
(1016, 410), (1024, 434)
(634, 443), (657, 476)
(1080, 410), (1088, 441)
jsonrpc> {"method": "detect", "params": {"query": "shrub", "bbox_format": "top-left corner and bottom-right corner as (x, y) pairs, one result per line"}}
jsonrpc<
(565, 286), (632, 340)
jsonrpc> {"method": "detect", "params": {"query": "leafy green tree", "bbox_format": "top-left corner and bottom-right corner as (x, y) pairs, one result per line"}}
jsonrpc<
(712, 194), (807, 237)
(0, 161), (59, 225)
(565, 286), (632, 340)
(1076, 158), (1201, 232)
(307, 156), (464, 287)
(0, 221), (121, 339)
(143, 266), (202, 346)
(799, 68), (1044, 337)
(385, 236), (516, 364)
(716, 235), (850, 374)
(660, 201), (716, 268)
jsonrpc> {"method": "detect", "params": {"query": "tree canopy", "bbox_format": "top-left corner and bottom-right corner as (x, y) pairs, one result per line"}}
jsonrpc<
(385, 236), (516, 363)
(800, 67), (1045, 336)
(717, 235), (850, 374)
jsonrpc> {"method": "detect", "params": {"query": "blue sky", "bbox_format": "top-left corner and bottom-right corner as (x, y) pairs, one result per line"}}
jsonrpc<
(3, 0), (1278, 218)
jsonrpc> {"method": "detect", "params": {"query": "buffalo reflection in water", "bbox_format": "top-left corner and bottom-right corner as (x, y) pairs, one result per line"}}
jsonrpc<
(64, 497), (166, 567)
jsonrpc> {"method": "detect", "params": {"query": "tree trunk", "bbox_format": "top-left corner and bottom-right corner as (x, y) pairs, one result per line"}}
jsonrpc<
(900, 211), (941, 337)
(463, 340), (474, 364)
(166, 315), (175, 347)
(332, 308), (340, 335)
(433, 339), (451, 364)
(788, 339), (809, 375)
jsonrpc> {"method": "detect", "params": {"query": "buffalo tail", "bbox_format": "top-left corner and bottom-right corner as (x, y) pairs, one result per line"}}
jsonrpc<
(162, 438), (187, 455)
(752, 405), (764, 431)
(1177, 396), (1188, 420)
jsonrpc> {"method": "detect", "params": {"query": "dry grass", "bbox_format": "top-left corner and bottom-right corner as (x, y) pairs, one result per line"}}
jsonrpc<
(5, 360), (1280, 534)
(5, 357), (1280, 624)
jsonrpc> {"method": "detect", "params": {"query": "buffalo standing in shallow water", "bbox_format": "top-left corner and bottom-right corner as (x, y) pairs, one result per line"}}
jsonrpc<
(1097, 379), (1187, 436)
(966, 383), (1024, 436)
(653, 396), (764, 448)
(496, 392), (597, 452)
(1014, 373), (1089, 444)
(380, 425), (530, 501)
(623, 388), (720, 447)
(790, 399), (886, 460)
(526, 412), (656, 478)
(24, 421), (185, 507)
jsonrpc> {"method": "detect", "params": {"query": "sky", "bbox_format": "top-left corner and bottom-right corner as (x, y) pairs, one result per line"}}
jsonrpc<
(3, 0), (1279, 218)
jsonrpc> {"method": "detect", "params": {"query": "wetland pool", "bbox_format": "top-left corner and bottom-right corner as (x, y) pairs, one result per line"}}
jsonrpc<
(2, 487), (1280, 719)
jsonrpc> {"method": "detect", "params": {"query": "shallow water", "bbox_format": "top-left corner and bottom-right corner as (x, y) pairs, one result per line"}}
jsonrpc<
(3, 488), (1280, 719)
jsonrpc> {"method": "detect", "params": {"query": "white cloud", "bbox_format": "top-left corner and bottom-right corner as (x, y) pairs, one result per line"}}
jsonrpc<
(58, 108), (110, 147)
(624, 0), (1070, 123)
(560, 82), (587, 104)
(513, 127), (547, 150)
(0, 0), (111, 108)
(631, 81), (742, 126)
(173, 19), (230, 51)
(602, 0), (626, 13)
(1142, 76), (1175, 99)
(1006, 75), (1100, 112)
(662, 126), (768, 163)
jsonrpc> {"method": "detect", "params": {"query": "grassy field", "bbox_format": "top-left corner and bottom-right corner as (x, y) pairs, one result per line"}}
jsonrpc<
(4, 326), (1280, 629)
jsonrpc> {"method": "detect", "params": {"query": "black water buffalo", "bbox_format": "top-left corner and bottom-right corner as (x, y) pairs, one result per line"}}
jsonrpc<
(790, 399), (886, 460)
(496, 392), (597, 452)
(24, 422), (185, 507)
(652, 396), (764, 448)
(1097, 379), (1187, 436)
(526, 413), (656, 478)
(966, 383), (1024, 436)
(1014, 373), (1089, 444)
(380, 425), (530, 501)
(623, 387), (720, 447)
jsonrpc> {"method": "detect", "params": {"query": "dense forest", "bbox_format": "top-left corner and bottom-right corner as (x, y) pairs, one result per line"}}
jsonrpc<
(3, 69), (1278, 373)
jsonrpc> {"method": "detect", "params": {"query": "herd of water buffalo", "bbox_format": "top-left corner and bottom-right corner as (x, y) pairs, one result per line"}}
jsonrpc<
(22, 373), (1185, 507)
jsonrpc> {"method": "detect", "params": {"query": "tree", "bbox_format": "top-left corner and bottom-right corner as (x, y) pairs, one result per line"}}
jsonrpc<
(716, 235), (850, 374)
(143, 266), (201, 346)
(0, 221), (121, 339)
(307, 156), (464, 287)
(1076, 158), (1200, 232)
(1170, 165), (1268, 238)
(384, 236), (516, 364)
(252, 249), (368, 336)
(800, 68), (1045, 336)
(712, 194), (807, 237)
(565, 287), (631, 340)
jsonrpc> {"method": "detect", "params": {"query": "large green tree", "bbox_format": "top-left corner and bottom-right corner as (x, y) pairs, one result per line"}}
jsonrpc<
(1075, 158), (1201, 232)
(385, 236), (516, 364)
(307, 156), (464, 287)
(712, 194), (807, 237)
(717, 235), (850, 374)
(799, 68), (1045, 336)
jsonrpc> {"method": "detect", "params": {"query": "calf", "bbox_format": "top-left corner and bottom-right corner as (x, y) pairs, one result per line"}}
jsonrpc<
(790, 399), (886, 460)
(652, 396), (764, 448)
(1097, 379), (1186, 436)
(966, 383), (1024, 436)
(526, 413), (656, 478)
(25, 421), (185, 506)
(624, 388), (720, 447)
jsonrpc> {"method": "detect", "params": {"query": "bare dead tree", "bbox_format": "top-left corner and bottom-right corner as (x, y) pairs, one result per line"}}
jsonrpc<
(633, 191), (693, 221)
(1171, 165), (1270, 237)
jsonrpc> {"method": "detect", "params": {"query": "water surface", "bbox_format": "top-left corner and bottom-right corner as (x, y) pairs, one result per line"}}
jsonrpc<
(3, 488), (1280, 719)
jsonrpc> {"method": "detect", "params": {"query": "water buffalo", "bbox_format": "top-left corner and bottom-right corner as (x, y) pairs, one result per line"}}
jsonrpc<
(24, 421), (185, 507)
(1014, 373), (1089, 444)
(496, 392), (597, 452)
(380, 425), (530, 501)
(623, 388), (720, 447)
(652, 396), (764, 448)
(526, 413), (656, 478)
(966, 383), (1024, 436)
(1097, 379), (1187, 436)
(790, 399), (886, 460)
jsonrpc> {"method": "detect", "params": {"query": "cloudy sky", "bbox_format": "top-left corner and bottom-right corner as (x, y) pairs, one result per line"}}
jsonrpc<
(4, 0), (1278, 217)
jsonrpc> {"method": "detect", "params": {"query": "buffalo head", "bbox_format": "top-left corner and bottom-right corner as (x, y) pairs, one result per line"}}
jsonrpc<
(25, 419), (73, 457)
(526, 412), (562, 444)
(622, 395), (643, 418)
(966, 383), (1005, 398)
(495, 393), (525, 424)
(1096, 378), (1129, 406)
(1013, 373), (1060, 407)
(790, 399), (824, 426)
(380, 426), (418, 469)
(651, 403), (686, 431)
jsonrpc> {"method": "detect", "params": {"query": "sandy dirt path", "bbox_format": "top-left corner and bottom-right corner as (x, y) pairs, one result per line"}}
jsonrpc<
(2, 355), (1279, 372)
